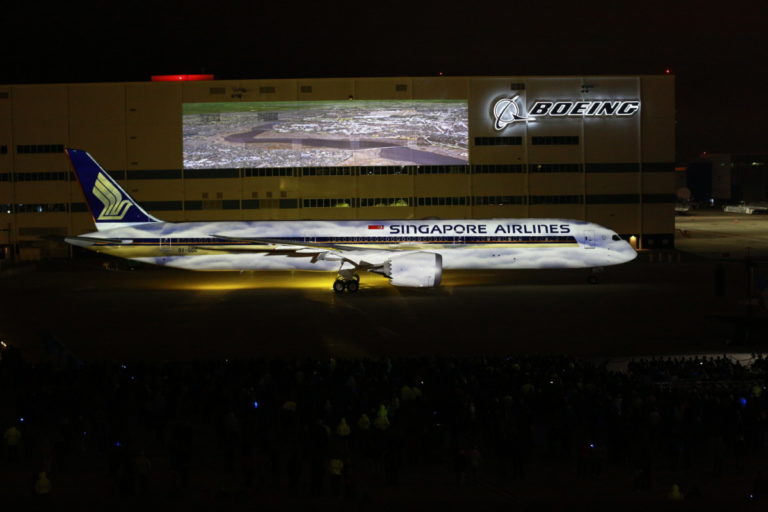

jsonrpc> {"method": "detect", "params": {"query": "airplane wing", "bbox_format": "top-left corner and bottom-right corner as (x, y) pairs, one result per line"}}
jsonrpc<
(208, 234), (376, 252)
(207, 234), (395, 267)
(196, 244), (332, 260)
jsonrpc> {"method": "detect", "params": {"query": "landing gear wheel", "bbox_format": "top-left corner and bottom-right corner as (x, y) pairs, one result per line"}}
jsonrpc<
(345, 279), (359, 293)
(333, 279), (346, 293)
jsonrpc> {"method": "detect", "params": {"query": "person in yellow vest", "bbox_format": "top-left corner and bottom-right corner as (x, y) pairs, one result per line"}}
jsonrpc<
(374, 405), (390, 431)
(336, 418), (351, 437)
(667, 483), (684, 500)
(4, 424), (22, 462)
(34, 471), (51, 496)
(357, 414), (370, 432)
(329, 458), (344, 498)
(335, 417), (352, 457)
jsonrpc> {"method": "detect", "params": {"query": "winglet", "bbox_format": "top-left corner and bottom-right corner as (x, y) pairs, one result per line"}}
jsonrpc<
(65, 149), (161, 231)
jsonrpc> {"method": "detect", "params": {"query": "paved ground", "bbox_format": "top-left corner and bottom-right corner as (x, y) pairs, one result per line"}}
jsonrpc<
(2, 209), (768, 363)
(676, 209), (768, 259)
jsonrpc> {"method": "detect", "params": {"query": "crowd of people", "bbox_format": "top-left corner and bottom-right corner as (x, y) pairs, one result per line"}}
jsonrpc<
(2, 344), (768, 506)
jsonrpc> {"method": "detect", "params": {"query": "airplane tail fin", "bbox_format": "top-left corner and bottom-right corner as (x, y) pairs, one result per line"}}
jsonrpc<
(65, 149), (161, 231)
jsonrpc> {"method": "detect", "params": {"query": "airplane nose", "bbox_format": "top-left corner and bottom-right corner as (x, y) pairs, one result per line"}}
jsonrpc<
(621, 241), (637, 262)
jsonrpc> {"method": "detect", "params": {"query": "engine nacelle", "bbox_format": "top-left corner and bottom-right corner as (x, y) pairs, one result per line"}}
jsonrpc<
(383, 252), (443, 288)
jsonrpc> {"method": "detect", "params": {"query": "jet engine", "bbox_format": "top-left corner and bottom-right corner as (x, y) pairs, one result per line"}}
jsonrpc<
(382, 252), (443, 287)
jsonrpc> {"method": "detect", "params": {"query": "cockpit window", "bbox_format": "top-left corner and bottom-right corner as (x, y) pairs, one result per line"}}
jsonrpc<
(612, 235), (621, 241)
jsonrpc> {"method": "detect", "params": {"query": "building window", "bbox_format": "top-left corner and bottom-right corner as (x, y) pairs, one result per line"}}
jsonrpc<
(141, 201), (183, 211)
(302, 167), (353, 176)
(642, 163), (676, 172)
(201, 200), (223, 210)
(184, 169), (239, 179)
(15, 203), (68, 213)
(359, 167), (411, 175)
(529, 195), (583, 205)
(416, 196), (467, 206)
(209, 87), (226, 95)
(586, 194), (640, 204)
(395, 84), (408, 92)
(244, 168), (294, 177)
(0, 145), (7, 154)
(198, 200), (237, 210)
(129, 170), (183, 179)
(302, 198), (355, 208)
(529, 163), (581, 173)
(16, 144), (65, 154)
(359, 198), (411, 207)
(531, 136), (579, 145)
(300, 85), (313, 93)
(13, 172), (69, 181)
(475, 137), (522, 146)
(472, 164), (525, 174)
(585, 163), (639, 173)
(473, 196), (526, 206)
(416, 166), (466, 175)
(259, 86), (276, 94)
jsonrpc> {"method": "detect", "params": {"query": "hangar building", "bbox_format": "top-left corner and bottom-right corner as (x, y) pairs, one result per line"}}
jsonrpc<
(0, 75), (675, 260)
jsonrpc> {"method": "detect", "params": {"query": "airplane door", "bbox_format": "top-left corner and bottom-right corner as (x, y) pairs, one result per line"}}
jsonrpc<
(584, 230), (596, 249)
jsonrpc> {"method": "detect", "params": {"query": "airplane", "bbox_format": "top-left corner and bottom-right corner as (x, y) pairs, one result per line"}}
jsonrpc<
(64, 149), (637, 292)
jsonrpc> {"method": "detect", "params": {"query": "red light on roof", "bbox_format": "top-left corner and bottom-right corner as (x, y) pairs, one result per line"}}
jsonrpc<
(151, 74), (215, 82)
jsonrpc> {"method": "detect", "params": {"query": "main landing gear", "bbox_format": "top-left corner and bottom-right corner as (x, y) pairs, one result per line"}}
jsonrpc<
(333, 275), (360, 293)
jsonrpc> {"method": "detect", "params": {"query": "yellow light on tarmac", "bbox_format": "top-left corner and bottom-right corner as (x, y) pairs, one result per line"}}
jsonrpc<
(169, 271), (391, 292)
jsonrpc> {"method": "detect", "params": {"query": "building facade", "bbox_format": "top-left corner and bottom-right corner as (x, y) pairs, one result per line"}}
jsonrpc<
(0, 75), (675, 260)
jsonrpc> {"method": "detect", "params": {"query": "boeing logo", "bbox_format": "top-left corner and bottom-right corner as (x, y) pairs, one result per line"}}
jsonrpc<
(93, 173), (132, 220)
(493, 96), (530, 130)
(492, 97), (641, 130)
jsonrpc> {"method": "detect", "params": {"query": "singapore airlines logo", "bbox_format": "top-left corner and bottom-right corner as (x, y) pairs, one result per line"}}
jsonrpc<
(93, 173), (132, 220)
(493, 96), (530, 130)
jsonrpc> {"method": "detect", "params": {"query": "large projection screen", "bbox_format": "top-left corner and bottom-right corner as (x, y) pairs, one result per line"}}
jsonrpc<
(183, 100), (468, 169)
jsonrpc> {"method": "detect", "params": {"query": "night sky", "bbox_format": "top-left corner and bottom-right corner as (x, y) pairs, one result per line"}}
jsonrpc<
(2, 1), (765, 162)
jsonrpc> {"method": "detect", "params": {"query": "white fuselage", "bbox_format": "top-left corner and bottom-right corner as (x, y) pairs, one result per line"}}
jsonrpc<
(67, 218), (637, 272)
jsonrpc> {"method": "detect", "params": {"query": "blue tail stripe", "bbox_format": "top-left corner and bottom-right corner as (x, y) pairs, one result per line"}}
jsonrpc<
(66, 149), (159, 225)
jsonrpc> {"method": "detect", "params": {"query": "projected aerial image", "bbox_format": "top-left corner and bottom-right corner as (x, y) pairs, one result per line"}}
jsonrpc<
(183, 100), (468, 169)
